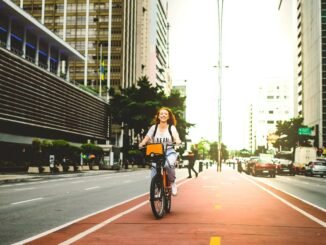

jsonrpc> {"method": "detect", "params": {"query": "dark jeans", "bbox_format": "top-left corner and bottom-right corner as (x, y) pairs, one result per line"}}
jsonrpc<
(188, 162), (198, 177)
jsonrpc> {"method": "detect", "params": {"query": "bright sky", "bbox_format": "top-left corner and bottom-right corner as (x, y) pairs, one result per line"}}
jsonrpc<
(168, 0), (283, 150)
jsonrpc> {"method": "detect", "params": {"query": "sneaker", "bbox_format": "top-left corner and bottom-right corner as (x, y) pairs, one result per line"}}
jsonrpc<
(187, 176), (192, 178)
(172, 182), (177, 196)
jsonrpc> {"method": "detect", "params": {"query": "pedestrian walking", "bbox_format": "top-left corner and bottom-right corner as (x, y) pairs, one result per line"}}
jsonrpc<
(185, 150), (198, 178)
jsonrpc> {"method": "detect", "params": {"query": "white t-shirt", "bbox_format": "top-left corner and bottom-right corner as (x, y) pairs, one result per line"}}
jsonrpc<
(146, 124), (179, 144)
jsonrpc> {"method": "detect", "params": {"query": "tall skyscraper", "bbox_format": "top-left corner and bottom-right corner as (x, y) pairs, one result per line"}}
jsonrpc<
(135, 0), (171, 93)
(250, 79), (292, 150)
(13, 0), (137, 96)
(292, 0), (325, 147)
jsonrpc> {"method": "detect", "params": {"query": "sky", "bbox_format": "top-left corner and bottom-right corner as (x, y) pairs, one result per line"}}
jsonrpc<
(168, 0), (284, 150)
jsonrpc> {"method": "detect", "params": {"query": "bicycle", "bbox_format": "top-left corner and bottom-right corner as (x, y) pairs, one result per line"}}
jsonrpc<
(144, 143), (178, 219)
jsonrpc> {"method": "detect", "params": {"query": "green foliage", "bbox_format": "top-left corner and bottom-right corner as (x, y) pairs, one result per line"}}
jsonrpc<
(81, 143), (103, 155)
(81, 143), (104, 165)
(51, 140), (70, 163)
(109, 76), (194, 142)
(273, 117), (312, 151)
(238, 149), (251, 157)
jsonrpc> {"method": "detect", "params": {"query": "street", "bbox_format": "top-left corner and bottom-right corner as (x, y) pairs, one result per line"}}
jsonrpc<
(0, 168), (187, 245)
(0, 166), (325, 244)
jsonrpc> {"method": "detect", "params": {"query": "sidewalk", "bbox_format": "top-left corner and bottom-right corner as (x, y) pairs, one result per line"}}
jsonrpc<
(0, 167), (142, 184)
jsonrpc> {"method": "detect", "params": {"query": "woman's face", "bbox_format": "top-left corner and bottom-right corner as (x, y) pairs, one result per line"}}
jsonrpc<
(158, 109), (169, 123)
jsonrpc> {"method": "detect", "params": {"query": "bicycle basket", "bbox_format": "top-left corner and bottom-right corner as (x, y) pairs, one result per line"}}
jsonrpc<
(146, 143), (164, 156)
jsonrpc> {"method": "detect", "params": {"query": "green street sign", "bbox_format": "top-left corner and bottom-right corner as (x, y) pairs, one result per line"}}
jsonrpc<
(298, 127), (312, 135)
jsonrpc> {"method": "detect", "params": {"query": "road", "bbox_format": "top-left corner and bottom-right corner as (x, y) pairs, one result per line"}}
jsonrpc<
(0, 165), (325, 244)
(0, 168), (187, 245)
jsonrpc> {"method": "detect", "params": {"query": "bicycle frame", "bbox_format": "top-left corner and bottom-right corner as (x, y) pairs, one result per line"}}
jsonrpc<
(145, 143), (173, 218)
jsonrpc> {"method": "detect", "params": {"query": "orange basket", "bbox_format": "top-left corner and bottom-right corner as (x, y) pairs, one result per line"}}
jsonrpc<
(146, 143), (164, 156)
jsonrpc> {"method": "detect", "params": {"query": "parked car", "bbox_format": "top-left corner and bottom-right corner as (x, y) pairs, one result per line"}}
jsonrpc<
(245, 156), (259, 174)
(305, 161), (326, 177)
(250, 158), (276, 178)
(274, 159), (295, 175)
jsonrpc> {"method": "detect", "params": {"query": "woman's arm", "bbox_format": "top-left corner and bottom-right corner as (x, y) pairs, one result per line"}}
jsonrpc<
(139, 135), (151, 148)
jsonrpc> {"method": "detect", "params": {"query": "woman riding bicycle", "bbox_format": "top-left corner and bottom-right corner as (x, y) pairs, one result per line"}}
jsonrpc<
(139, 107), (181, 196)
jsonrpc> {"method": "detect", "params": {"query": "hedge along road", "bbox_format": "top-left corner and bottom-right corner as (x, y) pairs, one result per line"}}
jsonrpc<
(14, 167), (326, 245)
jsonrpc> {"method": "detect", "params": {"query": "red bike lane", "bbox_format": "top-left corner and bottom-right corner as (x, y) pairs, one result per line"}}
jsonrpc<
(26, 167), (325, 245)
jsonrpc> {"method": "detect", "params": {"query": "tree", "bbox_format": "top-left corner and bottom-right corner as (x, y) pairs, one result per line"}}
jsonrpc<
(109, 76), (193, 144)
(273, 117), (312, 160)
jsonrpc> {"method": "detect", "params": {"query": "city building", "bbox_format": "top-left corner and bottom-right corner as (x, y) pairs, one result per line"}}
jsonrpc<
(0, 0), (109, 163)
(292, 0), (325, 147)
(250, 79), (293, 151)
(11, 0), (137, 97)
(135, 0), (171, 94)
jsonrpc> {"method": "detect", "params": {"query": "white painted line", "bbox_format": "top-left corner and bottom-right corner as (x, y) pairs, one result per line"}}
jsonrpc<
(70, 181), (84, 184)
(85, 186), (99, 191)
(14, 187), (35, 191)
(59, 200), (148, 245)
(12, 177), (190, 245)
(244, 176), (326, 227)
(11, 197), (43, 205)
(254, 178), (326, 212)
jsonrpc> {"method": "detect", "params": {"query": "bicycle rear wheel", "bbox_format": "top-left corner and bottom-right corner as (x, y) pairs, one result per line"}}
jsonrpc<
(164, 188), (171, 213)
(150, 175), (165, 219)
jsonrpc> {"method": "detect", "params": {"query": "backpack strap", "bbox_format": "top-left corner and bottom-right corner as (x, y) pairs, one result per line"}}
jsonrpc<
(152, 123), (174, 142)
(169, 124), (174, 142)
(152, 123), (159, 139)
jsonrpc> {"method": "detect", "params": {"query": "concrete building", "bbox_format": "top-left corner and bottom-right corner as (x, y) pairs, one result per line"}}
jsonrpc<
(291, 0), (325, 147)
(251, 79), (292, 150)
(135, 0), (171, 93)
(11, 0), (137, 97)
(0, 0), (109, 164)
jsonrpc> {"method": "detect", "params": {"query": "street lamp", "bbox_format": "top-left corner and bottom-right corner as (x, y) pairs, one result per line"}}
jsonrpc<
(217, 0), (224, 172)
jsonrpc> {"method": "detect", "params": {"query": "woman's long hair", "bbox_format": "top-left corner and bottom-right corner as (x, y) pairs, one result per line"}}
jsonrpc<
(152, 107), (177, 126)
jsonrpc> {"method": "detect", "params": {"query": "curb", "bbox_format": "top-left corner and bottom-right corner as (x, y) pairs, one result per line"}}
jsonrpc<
(0, 168), (147, 185)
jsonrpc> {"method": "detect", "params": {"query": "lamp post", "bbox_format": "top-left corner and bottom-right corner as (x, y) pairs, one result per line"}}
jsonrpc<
(217, 0), (224, 172)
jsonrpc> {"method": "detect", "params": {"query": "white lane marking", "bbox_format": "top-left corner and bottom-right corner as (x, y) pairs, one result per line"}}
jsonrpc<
(11, 197), (43, 205)
(70, 181), (84, 184)
(59, 179), (190, 245)
(244, 176), (326, 227)
(85, 186), (99, 191)
(59, 201), (148, 245)
(14, 187), (35, 191)
(12, 178), (190, 245)
(254, 178), (326, 212)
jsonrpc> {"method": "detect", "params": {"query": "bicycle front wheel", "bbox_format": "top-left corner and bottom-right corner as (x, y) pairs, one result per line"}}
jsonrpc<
(150, 175), (165, 219)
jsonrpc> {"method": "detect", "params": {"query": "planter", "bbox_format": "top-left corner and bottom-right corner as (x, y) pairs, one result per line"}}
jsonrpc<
(82, 165), (90, 171)
(27, 166), (40, 173)
(42, 166), (51, 173)
(91, 165), (99, 170)
(74, 165), (82, 171)
(68, 166), (74, 172)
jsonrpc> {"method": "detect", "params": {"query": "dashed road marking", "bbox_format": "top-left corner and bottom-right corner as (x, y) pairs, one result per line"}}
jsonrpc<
(11, 197), (43, 205)
(85, 186), (100, 191)
(210, 236), (221, 245)
(214, 204), (221, 209)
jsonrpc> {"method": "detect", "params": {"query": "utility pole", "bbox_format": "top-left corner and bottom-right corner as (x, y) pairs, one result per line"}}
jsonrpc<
(217, 0), (224, 172)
